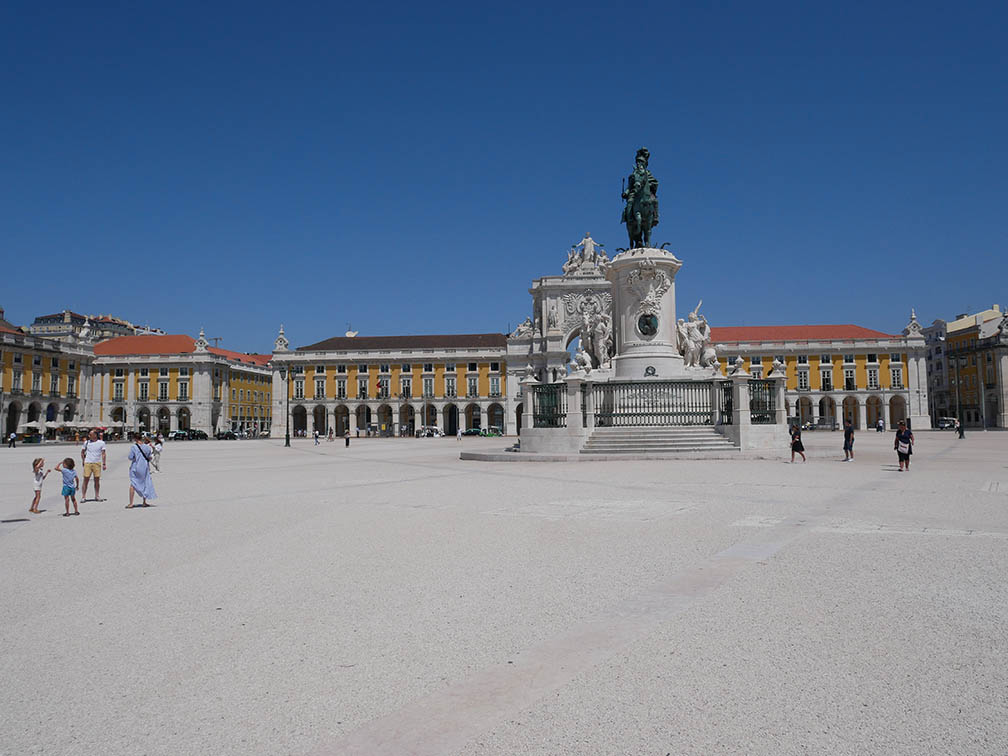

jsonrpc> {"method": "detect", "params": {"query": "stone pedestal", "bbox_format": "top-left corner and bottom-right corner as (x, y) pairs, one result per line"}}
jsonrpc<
(606, 248), (685, 380)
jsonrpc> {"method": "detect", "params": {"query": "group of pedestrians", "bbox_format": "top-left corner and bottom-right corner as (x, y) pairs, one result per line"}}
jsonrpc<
(789, 419), (915, 469)
(26, 429), (160, 516)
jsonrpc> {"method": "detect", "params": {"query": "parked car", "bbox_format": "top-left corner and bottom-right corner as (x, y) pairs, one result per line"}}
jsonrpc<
(216, 430), (237, 440)
(416, 426), (443, 438)
(168, 430), (188, 441)
(482, 426), (502, 437)
(936, 417), (957, 429)
(462, 428), (482, 436)
(187, 429), (208, 440)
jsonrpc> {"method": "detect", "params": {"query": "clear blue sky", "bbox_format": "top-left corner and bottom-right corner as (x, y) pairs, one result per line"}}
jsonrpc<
(2, 1), (1005, 353)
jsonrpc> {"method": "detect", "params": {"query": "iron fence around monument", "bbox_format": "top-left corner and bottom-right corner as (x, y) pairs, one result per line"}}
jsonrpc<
(531, 383), (567, 428)
(748, 378), (776, 424)
(592, 380), (716, 427)
(719, 381), (733, 425)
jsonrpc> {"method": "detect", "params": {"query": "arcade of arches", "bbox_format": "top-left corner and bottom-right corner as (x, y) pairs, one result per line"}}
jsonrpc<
(287, 401), (507, 436)
(791, 393), (908, 429)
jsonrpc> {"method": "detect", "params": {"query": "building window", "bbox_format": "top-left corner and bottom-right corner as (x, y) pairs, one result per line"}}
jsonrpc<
(490, 376), (501, 396)
(214, 384), (221, 401)
(890, 353), (902, 363)
(468, 362), (477, 372)
(315, 379), (325, 399)
(819, 354), (831, 364)
(50, 375), (59, 394)
(750, 365), (763, 378)
(867, 368), (879, 389)
(820, 370), (833, 392)
(797, 355), (808, 364)
(377, 377), (390, 398)
(445, 377), (456, 397)
(467, 376), (478, 397)
(140, 368), (149, 377)
(423, 377), (434, 397)
(843, 354), (855, 364)
(750, 356), (762, 366)
(316, 365), (326, 373)
(180, 367), (190, 377)
(423, 363), (434, 373)
(446, 363), (456, 372)
(379, 364), (390, 374)
(867, 353), (878, 363)
(160, 367), (169, 377)
(67, 376), (75, 395)
(293, 365), (304, 374)
(400, 377), (411, 397)
(797, 370), (809, 390)
(33, 355), (41, 367)
(357, 378), (368, 398)
(337, 364), (346, 374)
(113, 382), (124, 401)
(159, 383), (169, 401)
(357, 364), (368, 373)
(294, 380), (304, 399)
(139, 382), (149, 400)
(31, 373), (41, 392)
(401, 363), (410, 372)
(890, 368), (904, 389)
(490, 362), (500, 372)
(51, 357), (59, 368)
(844, 368), (856, 391)
(115, 367), (124, 377)
(336, 379), (347, 399)
(231, 388), (236, 400)
(13, 353), (22, 364)
(774, 355), (785, 364)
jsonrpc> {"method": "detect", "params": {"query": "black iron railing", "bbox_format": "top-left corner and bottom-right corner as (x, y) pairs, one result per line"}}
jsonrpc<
(531, 383), (567, 428)
(719, 381), (733, 424)
(592, 381), (715, 426)
(749, 379), (776, 424)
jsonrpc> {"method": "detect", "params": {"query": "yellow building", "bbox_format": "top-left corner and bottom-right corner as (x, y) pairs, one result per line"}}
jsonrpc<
(93, 332), (272, 436)
(942, 305), (1006, 428)
(712, 316), (929, 430)
(1, 307), (95, 439)
(270, 328), (509, 436)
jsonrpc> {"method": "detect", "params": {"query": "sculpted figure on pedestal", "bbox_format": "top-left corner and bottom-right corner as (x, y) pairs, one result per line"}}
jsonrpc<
(621, 147), (659, 249)
(677, 301), (718, 369)
(509, 317), (534, 339)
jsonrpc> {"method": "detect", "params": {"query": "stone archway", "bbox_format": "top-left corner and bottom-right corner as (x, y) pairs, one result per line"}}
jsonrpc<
(818, 396), (836, 428)
(487, 402), (504, 432)
(377, 404), (393, 436)
(796, 396), (812, 425)
(157, 406), (171, 433)
(866, 396), (884, 429)
(399, 405), (416, 436)
(464, 403), (481, 431)
(313, 405), (327, 434)
(842, 396), (859, 428)
(515, 402), (523, 434)
(889, 395), (907, 426)
(422, 403), (437, 429)
(335, 405), (350, 435)
(45, 402), (59, 422)
(137, 406), (151, 432)
(27, 402), (41, 424)
(292, 405), (307, 435)
(177, 407), (191, 431)
(443, 403), (459, 436)
(63, 403), (75, 422)
(6, 402), (22, 437)
(355, 405), (371, 432)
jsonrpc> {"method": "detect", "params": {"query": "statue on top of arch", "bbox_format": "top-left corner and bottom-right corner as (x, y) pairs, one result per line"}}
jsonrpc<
(562, 233), (610, 277)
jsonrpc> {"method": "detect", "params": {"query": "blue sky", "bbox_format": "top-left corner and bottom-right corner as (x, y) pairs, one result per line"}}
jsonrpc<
(2, 1), (1005, 352)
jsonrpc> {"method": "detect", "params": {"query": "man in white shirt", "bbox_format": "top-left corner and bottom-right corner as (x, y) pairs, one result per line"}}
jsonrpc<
(80, 429), (107, 501)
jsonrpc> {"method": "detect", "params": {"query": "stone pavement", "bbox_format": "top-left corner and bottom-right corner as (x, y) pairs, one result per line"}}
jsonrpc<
(0, 431), (1005, 755)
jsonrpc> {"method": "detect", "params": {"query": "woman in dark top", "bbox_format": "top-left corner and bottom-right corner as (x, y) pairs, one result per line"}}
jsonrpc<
(895, 420), (914, 471)
(843, 419), (855, 461)
(790, 424), (806, 463)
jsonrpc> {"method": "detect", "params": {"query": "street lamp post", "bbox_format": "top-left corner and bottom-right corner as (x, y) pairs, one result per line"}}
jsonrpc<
(279, 366), (291, 447)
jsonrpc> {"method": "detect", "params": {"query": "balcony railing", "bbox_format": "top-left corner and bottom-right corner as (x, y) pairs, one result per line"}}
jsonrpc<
(314, 393), (326, 400)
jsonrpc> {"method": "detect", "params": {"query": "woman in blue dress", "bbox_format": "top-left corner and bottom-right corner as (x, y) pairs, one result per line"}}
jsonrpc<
(894, 420), (914, 472)
(127, 434), (157, 508)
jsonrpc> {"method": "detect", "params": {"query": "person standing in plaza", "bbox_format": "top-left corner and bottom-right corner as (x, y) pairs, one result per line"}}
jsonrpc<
(8, 431), (15, 448)
(842, 419), (855, 461)
(151, 436), (163, 472)
(30, 458), (51, 513)
(126, 433), (157, 508)
(313, 428), (320, 445)
(79, 429), (107, 501)
(55, 457), (79, 516)
(344, 429), (350, 448)
(790, 424), (806, 463)
(895, 420), (914, 472)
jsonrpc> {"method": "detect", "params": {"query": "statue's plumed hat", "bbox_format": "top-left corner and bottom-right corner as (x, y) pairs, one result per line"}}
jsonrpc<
(636, 147), (650, 162)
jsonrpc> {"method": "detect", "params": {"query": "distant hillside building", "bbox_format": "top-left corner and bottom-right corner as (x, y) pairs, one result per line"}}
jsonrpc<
(29, 310), (164, 342)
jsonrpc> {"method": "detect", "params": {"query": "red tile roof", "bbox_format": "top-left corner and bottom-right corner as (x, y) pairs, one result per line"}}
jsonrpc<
(0, 316), (22, 335)
(297, 333), (507, 351)
(711, 324), (897, 343)
(95, 334), (270, 366)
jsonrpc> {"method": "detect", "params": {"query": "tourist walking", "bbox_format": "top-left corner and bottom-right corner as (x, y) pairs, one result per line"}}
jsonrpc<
(55, 458), (79, 516)
(151, 436), (163, 472)
(843, 419), (855, 461)
(895, 420), (914, 472)
(30, 458), (51, 513)
(789, 425), (806, 463)
(8, 431), (15, 448)
(79, 429), (107, 502)
(344, 429), (350, 448)
(313, 429), (320, 445)
(126, 434), (157, 508)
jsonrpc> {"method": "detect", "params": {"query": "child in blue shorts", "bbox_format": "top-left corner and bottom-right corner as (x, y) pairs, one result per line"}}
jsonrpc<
(55, 457), (80, 517)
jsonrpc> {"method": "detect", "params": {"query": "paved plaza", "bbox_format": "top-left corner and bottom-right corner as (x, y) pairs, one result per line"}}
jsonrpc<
(1, 432), (1006, 755)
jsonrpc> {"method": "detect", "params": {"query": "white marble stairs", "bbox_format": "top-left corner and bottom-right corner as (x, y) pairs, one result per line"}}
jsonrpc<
(580, 425), (739, 455)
